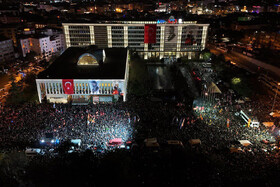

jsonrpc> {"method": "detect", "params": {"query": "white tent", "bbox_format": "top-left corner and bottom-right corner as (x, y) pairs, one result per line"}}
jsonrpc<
(167, 140), (184, 147)
(189, 139), (201, 145)
(144, 138), (157, 143)
(25, 148), (42, 157)
(239, 140), (252, 147)
(71, 139), (82, 146)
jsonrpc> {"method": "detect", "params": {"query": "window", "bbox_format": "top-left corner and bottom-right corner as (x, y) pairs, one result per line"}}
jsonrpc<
(77, 53), (98, 65)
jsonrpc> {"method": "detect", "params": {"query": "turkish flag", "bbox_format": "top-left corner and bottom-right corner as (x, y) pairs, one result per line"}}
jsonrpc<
(144, 24), (157, 44)
(62, 79), (74, 94)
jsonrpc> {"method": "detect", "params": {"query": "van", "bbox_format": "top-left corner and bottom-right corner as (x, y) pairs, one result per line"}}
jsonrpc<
(25, 148), (42, 157)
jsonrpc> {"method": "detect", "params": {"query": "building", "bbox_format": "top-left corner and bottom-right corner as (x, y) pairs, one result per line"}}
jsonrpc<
(0, 24), (19, 47)
(63, 19), (209, 59)
(0, 36), (15, 62)
(0, 15), (20, 24)
(20, 29), (66, 59)
(36, 45), (129, 104)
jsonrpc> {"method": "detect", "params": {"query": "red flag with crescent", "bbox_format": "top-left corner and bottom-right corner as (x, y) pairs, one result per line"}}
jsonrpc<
(62, 79), (74, 94)
(144, 24), (157, 44)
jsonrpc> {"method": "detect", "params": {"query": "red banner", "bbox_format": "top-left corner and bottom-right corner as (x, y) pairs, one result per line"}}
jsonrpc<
(62, 79), (74, 94)
(144, 24), (157, 44)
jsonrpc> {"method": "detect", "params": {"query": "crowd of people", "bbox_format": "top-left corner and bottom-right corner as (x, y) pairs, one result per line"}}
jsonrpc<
(0, 93), (280, 185)
(0, 102), (136, 152)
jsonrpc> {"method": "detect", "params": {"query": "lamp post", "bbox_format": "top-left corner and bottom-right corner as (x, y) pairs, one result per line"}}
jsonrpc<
(271, 82), (280, 112)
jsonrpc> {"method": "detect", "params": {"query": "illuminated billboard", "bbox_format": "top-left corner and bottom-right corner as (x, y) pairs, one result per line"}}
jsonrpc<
(89, 80), (124, 95)
(164, 25), (178, 51)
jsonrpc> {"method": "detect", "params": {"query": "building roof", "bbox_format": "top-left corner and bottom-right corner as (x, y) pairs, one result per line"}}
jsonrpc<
(0, 35), (10, 42)
(38, 46), (128, 80)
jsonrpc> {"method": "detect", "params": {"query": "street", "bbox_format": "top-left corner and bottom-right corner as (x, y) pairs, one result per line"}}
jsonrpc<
(208, 44), (280, 80)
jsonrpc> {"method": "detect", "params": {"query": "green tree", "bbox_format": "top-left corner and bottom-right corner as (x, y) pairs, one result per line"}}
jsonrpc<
(25, 51), (37, 62)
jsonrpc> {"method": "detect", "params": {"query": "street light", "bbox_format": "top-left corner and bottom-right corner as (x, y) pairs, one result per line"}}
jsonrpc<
(271, 82), (280, 112)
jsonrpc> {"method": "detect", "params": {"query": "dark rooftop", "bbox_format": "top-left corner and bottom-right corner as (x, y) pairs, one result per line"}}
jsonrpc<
(38, 46), (128, 80)
(0, 35), (10, 42)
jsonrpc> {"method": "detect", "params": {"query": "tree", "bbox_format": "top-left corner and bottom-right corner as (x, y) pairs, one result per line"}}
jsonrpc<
(202, 52), (212, 61)
(25, 51), (37, 62)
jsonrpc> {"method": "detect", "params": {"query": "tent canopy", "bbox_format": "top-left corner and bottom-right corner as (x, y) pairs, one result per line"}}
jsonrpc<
(206, 82), (222, 94)
(270, 112), (280, 118)
(167, 140), (184, 146)
(145, 142), (160, 147)
(239, 140), (252, 147)
(262, 122), (274, 127)
(144, 138), (157, 143)
(189, 139), (201, 145)
(230, 147), (242, 153)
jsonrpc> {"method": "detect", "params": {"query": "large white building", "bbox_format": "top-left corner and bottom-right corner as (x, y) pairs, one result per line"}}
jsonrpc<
(20, 29), (66, 59)
(36, 46), (129, 104)
(63, 19), (209, 59)
(0, 36), (14, 62)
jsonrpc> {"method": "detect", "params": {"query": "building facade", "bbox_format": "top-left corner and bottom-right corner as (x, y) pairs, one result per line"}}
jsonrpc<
(0, 24), (18, 47)
(36, 46), (129, 104)
(63, 20), (209, 59)
(0, 37), (14, 62)
(20, 30), (66, 59)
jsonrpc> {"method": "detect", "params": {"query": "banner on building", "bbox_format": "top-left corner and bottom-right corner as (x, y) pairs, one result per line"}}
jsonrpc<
(182, 26), (200, 46)
(144, 24), (157, 44)
(89, 80), (100, 94)
(164, 26), (178, 51)
(165, 26), (178, 43)
(112, 81), (124, 96)
(88, 80), (124, 95)
(62, 79), (74, 94)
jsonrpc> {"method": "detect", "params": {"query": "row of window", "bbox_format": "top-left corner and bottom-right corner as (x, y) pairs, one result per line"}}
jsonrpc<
(69, 34), (91, 38)
(70, 42), (91, 46)
(111, 34), (124, 38)
(70, 38), (91, 41)
(111, 31), (124, 34)
(69, 30), (90, 34)
(69, 26), (90, 29)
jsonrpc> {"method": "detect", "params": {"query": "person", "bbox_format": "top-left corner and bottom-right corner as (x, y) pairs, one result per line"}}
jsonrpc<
(90, 81), (99, 94)
(113, 83), (122, 96)
(166, 26), (176, 42)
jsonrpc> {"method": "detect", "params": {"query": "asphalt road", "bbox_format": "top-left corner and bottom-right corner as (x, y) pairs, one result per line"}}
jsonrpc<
(209, 45), (258, 73)
(208, 44), (280, 80)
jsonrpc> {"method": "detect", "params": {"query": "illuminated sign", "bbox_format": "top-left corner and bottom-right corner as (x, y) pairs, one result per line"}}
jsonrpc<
(157, 16), (181, 24)
(157, 19), (166, 24)
(168, 18), (177, 24)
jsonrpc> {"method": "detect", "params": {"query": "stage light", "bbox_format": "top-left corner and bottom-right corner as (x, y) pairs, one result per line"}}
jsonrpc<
(40, 139), (45, 143)
(51, 139), (55, 143)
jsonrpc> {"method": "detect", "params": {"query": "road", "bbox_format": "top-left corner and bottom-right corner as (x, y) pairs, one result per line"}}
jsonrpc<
(208, 44), (280, 80)
(209, 45), (258, 73)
